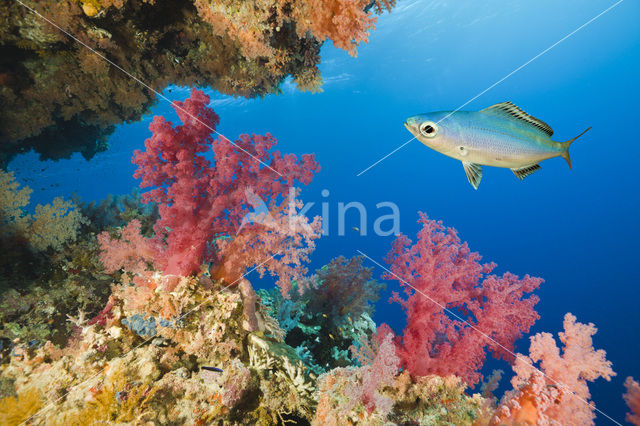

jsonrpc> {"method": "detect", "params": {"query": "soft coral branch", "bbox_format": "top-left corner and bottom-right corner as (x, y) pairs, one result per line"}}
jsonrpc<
(493, 313), (615, 425)
(383, 212), (543, 385)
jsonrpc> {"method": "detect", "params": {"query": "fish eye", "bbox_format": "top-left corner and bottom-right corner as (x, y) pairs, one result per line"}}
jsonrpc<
(419, 122), (438, 138)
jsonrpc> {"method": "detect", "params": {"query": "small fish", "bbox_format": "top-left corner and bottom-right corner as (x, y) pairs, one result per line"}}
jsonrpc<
(352, 227), (360, 233)
(328, 333), (334, 340)
(322, 313), (327, 318)
(201, 366), (223, 373)
(404, 101), (591, 189)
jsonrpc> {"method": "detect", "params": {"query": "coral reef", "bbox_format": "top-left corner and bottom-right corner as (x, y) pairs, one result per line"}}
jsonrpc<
(0, 183), (159, 363)
(0, 0), (394, 166)
(314, 367), (492, 425)
(383, 212), (543, 385)
(0, 274), (317, 424)
(74, 188), (159, 236)
(1, 88), (631, 425)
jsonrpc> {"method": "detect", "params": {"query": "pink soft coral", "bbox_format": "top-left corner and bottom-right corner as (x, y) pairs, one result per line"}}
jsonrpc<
(211, 194), (321, 296)
(494, 313), (615, 425)
(624, 377), (640, 425)
(383, 212), (543, 385)
(358, 326), (400, 413)
(97, 219), (154, 275)
(315, 326), (400, 423)
(131, 89), (320, 281)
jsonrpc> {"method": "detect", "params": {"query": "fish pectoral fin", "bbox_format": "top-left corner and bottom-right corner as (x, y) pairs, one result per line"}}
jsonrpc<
(511, 164), (541, 180)
(462, 162), (482, 189)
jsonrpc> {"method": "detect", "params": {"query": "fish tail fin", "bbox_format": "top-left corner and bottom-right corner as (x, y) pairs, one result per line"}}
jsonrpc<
(560, 150), (572, 169)
(558, 126), (591, 169)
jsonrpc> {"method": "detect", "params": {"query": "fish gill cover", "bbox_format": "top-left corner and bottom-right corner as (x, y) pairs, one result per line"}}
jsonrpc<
(0, 1), (638, 426)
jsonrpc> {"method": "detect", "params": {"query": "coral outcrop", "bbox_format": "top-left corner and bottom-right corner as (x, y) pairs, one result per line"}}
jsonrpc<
(0, 0), (394, 166)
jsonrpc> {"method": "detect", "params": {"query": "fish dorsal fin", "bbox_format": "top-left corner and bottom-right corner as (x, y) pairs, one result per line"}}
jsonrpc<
(481, 102), (554, 136)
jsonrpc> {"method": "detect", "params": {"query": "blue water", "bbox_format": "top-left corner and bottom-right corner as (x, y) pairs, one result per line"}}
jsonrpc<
(9, 0), (640, 422)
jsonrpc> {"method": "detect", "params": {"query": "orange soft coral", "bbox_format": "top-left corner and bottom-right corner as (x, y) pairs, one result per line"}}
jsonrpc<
(493, 313), (615, 425)
(625, 377), (640, 426)
(294, 0), (376, 56)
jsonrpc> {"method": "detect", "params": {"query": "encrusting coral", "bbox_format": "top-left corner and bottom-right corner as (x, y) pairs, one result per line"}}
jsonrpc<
(0, 271), (319, 424)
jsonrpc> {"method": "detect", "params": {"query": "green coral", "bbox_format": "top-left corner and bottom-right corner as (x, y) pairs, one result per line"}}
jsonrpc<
(0, 170), (87, 253)
(259, 256), (384, 373)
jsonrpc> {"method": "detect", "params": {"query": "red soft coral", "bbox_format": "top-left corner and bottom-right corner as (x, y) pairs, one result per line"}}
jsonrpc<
(131, 89), (320, 280)
(494, 313), (615, 425)
(383, 212), (543, 385)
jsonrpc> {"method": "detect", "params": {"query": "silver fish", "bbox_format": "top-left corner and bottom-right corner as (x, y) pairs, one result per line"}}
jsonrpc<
(404, 101), (591, 189)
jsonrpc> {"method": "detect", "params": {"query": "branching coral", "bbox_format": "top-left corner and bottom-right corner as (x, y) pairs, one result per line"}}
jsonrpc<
(308, 255), (384, 322)
(293, 0), (377, 56)
(74, 189), (158, 236)
(493, 313), (615, 425)
(383, 212), (543, 385)
(211, 194), (322, 296)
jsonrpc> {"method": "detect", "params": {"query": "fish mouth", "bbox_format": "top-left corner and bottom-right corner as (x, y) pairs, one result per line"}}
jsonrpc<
(403, 121), (416, 136)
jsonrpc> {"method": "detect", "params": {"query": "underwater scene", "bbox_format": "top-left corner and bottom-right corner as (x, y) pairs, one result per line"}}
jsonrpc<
(1, 0), (639, 424)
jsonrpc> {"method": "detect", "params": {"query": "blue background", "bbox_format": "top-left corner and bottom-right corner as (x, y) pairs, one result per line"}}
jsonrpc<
(9, 0), (639, 422)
